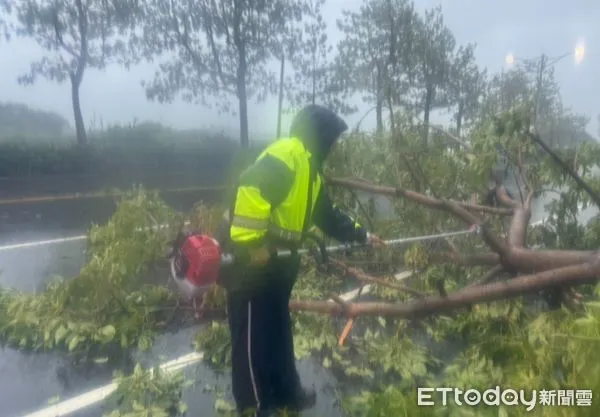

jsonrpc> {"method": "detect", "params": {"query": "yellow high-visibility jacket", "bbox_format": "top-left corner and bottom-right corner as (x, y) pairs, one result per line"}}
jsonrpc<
(228, 136), (366, 255)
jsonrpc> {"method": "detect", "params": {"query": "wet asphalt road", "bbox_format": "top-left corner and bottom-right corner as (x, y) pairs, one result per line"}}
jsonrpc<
(1, 186), (598, 417)
(0, 190), (341, 417)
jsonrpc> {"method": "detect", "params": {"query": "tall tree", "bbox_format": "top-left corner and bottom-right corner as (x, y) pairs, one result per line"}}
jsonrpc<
(280, 0), (353, 132)
(138, 0), (309, 148)
(410, 6), (456, 143)
(521, 63), (590, 148)
(336, 0), (417, 133)
(337, 0), (390, 132)
(481, 68), (531, 118)
(273, 0), (319, 136)
(483, 65), (589, 148)
(448, 43), (487, 136)
(7, 0), (137, 145)
(287, 0), (335, 108)
(377, 0), (419, 132)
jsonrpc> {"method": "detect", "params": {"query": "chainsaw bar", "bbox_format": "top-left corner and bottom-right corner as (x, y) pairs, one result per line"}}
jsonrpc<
(219, 227), (477, 265)
(170, 227), (478, 299)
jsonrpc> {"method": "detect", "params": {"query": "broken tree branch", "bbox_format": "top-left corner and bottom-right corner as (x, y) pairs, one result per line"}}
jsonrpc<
(327, 177), (513, 216)
(289, 259), (600, 318)
(330, 176), (599, 274)
(327, 177), (509, 257)
(492, 184), (599, 272)
(330, 258), (426, 298)
(496, 186), (533, 248)
(316, 171), (600, 316)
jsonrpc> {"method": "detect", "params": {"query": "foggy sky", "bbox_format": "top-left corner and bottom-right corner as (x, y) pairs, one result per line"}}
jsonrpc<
(1, 0), (598, 139)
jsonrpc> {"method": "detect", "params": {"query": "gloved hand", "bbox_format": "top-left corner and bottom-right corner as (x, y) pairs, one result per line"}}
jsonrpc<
(366, 232), (386, 248)
(247, 246), (273, 265)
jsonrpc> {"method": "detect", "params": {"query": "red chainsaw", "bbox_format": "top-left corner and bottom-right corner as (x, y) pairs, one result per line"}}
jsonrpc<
(168, 227), (477, 300)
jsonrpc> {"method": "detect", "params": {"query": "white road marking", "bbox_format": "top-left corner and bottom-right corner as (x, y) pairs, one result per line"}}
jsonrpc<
(0, 235), (87, 251)
(18, 352), (204, 417)
(0, 222), (191, 252)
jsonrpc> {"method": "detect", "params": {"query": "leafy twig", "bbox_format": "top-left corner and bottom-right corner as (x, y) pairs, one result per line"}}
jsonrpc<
(528, 132), (600, 210)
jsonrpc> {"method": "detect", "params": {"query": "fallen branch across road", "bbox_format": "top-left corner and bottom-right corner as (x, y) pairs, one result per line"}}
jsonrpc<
(286, 170), (598, 319)
(289, 259), (600, 318)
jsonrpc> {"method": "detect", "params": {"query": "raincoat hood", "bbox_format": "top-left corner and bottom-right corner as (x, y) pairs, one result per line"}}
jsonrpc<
(289, 105), (348, 166)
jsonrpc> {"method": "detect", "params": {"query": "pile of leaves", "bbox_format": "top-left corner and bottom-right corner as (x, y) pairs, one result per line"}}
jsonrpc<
(0, 187), (182, 357)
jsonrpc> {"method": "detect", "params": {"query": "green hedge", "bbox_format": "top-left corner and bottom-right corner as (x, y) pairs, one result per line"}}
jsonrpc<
(0, 142), (215, 176)
(0, 140), (264, 180)
(0, 121), (268, 180)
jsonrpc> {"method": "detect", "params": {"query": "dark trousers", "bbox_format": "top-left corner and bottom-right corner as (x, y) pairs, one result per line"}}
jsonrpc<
(226, 256), (302, 416)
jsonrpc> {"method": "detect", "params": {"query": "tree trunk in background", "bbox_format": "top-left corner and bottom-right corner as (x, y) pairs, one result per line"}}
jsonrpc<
(456, 100), (464, 137)
(533, 54), (547, 132)
(233, 0), (249, 148)
(376, 100), (383, 135)
(423, 83), (433, 145)
(235, 49), (249, 147)
(236, 46), (249, 147)
(71, 76), (87, 146)
(276, 55), (285, 138)
(238, 79), (249, 148)
(375, 65), (383, 134)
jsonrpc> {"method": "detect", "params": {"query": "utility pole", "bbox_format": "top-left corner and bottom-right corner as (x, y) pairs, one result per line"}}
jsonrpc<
(507, 43), (585, 133)
(500, 68), (506, 112)
(533, 54), (547, 130)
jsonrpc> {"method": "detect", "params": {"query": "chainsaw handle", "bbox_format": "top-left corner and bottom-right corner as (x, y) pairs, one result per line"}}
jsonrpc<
(220, 233), (329, 267)
(221, 246), (278, 266)
(303, 231), (329, 268)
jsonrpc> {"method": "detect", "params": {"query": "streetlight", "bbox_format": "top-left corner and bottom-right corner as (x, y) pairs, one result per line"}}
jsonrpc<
(505, 53), (515, 66)
(503, 41), (587, 130)
(504, 41), (586, 68)
(574, 42), (585, 64)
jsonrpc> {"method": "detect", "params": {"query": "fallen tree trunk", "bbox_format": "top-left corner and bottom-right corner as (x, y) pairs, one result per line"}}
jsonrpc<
(289, 259), (600, 318)
(284, 172), (595, 318)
